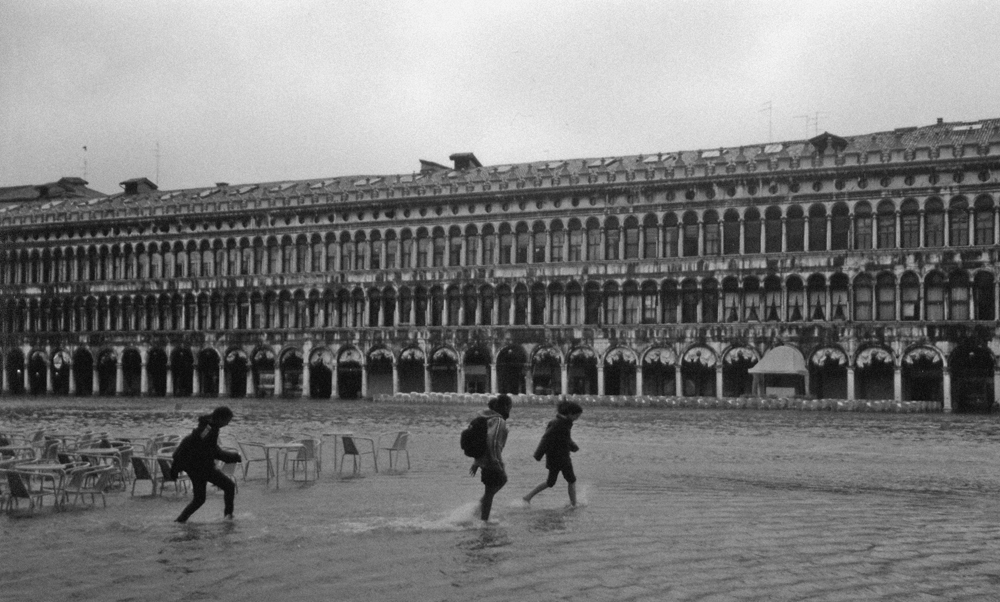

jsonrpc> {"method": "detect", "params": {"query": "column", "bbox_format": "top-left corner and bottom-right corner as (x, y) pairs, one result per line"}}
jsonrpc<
(301, 361), (311, 399)
(140, 361), (148, 396)
(330, 361), (338, 399)
(636, 365), (643, 397)
(1, 357), (7, 393)
(274, 363), (282, 398)
(697, 221), (704, 256)
(893, 366), (902, 402)
(781, 217), (788, 252)
(457, 364), (465, 394)
(675, 366), (683, 397)
(115, 359), (123, 396)
(360, 363), (368, 398)
(846, 366), (855, 401)
(525, 369), (533, 396)
(46, 357), (54, 394)
(490, 363), (498, 394)
(218, 362), (226, 398)
(994, 367), (1000, 406)
(423, 360), (431, 393)
(192, 366), (200, 396)
(826, 215), (832, 250)
(738, 219), (745, 255)
(392, 362), (399, 396)
(597, 362), (605, 396)
(943, 210), (950, 247)
(942, 369), (951, 412)
(803, 218), (810, 251)
(895, 211), (902, 248)
(561, 362), (569, 396)
(165, 364), (173, 396)
(715, 365), (723, 399)
(90, 362), (97, 396)
(919, 211), (926, 248)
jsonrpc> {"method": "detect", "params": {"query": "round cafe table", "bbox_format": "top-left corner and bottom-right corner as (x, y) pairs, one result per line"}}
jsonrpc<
(263, 442), (303, 489)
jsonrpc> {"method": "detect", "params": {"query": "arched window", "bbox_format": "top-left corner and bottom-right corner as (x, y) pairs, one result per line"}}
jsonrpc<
(854, 202), (873, 250)
(831, 202), (850, 250)
(925, 272), (945, 321)
(682, 211), (699, 257)
(496, 285), (511, 325)
(743, 277), (761, 321)
(586, 218), (601, 260)
(432, 227), (446, 267)
(764, 275), (781, 321)
(447, 286), (461, 324)
(807, 274), (826, 320)
(808, 204), (827, 251)
(853, 274), (873, 321)
(643, 215), (659, 258)
(663, 213), (679, 258)
(566, 282), (582, 324)
(498, 223), (513, 265)
(416, 229), (431, 267)
(900, 199), (920, 248)
(763, 206), (781, 253)
(400, 229), (413, 267)
(462, 285), (478, 325)
(340, 233), (355, 271)
(514, 284), (529, 325)
(530, 282), (546, 325)
(723, 210), (740, 255)
(876, 273), (896, 321)
(722, 277), (740, 322)
(831, 273), (849, 320)
(515, 223), (530, 264)
(949, 270), (969, 320)
(743, 208), (761, 254)
(876, 201), (896, 249)
(661, 280), (678, 324)
(622, 281), (639, 324)
(605, 217), (621, 261)
(787, 276), (804, 321)
(974, 196), (994, 245)
(680, 279), (697, 323)
(449, 226), (463, 266)
(568, 219), (583, 261)
(584, 282), (601, 325)
(974, 272), (995, 320)
(701, 278), (718, 323)
(481, 225), (495, 265)
(549, 221), (564, 263)
(533, 222), (547, 263)
(949, 197), (969, 246)
(900, 272), (920, 320)
(925, 198), (944, 247)
(786, 205), (804, 252)
(603, 282), (620, 324)
(703, 210), (720, 256)
(641, 281), (658, 324)
(624, 217), (640, 259)
(463, 225), (478, 266)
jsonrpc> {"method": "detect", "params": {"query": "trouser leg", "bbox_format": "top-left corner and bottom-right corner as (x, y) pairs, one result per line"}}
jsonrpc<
(176, 476), (208, 522)
(205, 468), (236, 516)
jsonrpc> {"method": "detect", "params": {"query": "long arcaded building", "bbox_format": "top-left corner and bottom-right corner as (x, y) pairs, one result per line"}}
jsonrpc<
(2, 118), (1000, 411)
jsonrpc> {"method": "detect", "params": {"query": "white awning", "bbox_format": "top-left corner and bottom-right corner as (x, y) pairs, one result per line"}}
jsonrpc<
(748, 345), (807, 376)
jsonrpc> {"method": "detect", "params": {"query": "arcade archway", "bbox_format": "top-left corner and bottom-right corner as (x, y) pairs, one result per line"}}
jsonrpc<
(642, 348), (676, 396)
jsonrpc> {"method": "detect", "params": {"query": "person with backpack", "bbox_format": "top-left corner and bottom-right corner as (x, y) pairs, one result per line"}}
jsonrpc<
(172, 406), (242, 523)
(464, 394), (513, 522)
(523, 401), (583, 507)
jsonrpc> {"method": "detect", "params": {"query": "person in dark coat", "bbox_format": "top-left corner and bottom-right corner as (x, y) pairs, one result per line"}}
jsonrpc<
(523, 401), (582, 506)
(172, 406), (242, 523)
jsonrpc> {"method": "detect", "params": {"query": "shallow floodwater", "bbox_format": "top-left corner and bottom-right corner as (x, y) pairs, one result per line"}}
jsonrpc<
(4, 398), (1000, 602)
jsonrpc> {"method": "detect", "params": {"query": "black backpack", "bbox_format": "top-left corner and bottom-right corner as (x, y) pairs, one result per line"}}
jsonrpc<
(460, 416), (489, 458)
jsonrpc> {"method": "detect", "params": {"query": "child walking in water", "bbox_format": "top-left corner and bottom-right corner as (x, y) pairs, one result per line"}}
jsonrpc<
(469, 394), (513, 522)
(524, 401), (582, 506)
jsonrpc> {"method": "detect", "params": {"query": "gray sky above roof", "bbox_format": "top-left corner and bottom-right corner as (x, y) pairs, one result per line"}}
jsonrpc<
(1, 0), (997, 196)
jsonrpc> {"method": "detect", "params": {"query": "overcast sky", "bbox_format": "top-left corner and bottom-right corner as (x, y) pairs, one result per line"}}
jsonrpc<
(2, 0), (997, 195)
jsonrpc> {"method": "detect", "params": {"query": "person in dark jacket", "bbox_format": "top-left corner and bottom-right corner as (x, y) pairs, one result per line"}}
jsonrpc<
(469, 394), (513, 522)
(523, 401), (582, 506)
(173, 406), (242, 523)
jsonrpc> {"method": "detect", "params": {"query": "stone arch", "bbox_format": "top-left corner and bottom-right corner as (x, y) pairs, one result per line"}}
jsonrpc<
(337, 347), (364, 399)
(398, 346), (425, 394)
(722, 346), (758, 397)
(530, 346), (563, 395)
(809, 346), (848, 399)
(567, 346), (598, 395)
(642, 347), (677, 396)
(308, 347), (334, 399)
(681, 345), (717, 397)
(901, 346), (944, 404)
(854, 346), (895, 400)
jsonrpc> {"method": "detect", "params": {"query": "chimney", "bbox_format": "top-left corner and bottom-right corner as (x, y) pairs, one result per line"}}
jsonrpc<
(449, 153), (482, 171)
(119, 177), (158, 196)
(937, 118), (943, 125)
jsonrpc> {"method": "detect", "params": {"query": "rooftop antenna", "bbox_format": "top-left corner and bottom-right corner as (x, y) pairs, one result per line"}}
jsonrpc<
(155, 141), (160, 186)
(82, 145), (88, 179)
(759, 101), (773, 142)
(795, 111), (829, 137)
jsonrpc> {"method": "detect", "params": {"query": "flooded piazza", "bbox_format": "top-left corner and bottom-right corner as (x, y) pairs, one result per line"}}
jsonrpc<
(3, 397), (1000, 602)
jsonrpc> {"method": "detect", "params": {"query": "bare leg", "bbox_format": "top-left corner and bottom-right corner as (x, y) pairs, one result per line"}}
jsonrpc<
(523, 481), (549, 503)
(568, 482), (577, 506)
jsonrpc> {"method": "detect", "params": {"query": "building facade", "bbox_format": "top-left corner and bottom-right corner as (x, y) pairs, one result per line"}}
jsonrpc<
(2, 120), (1000, 411)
